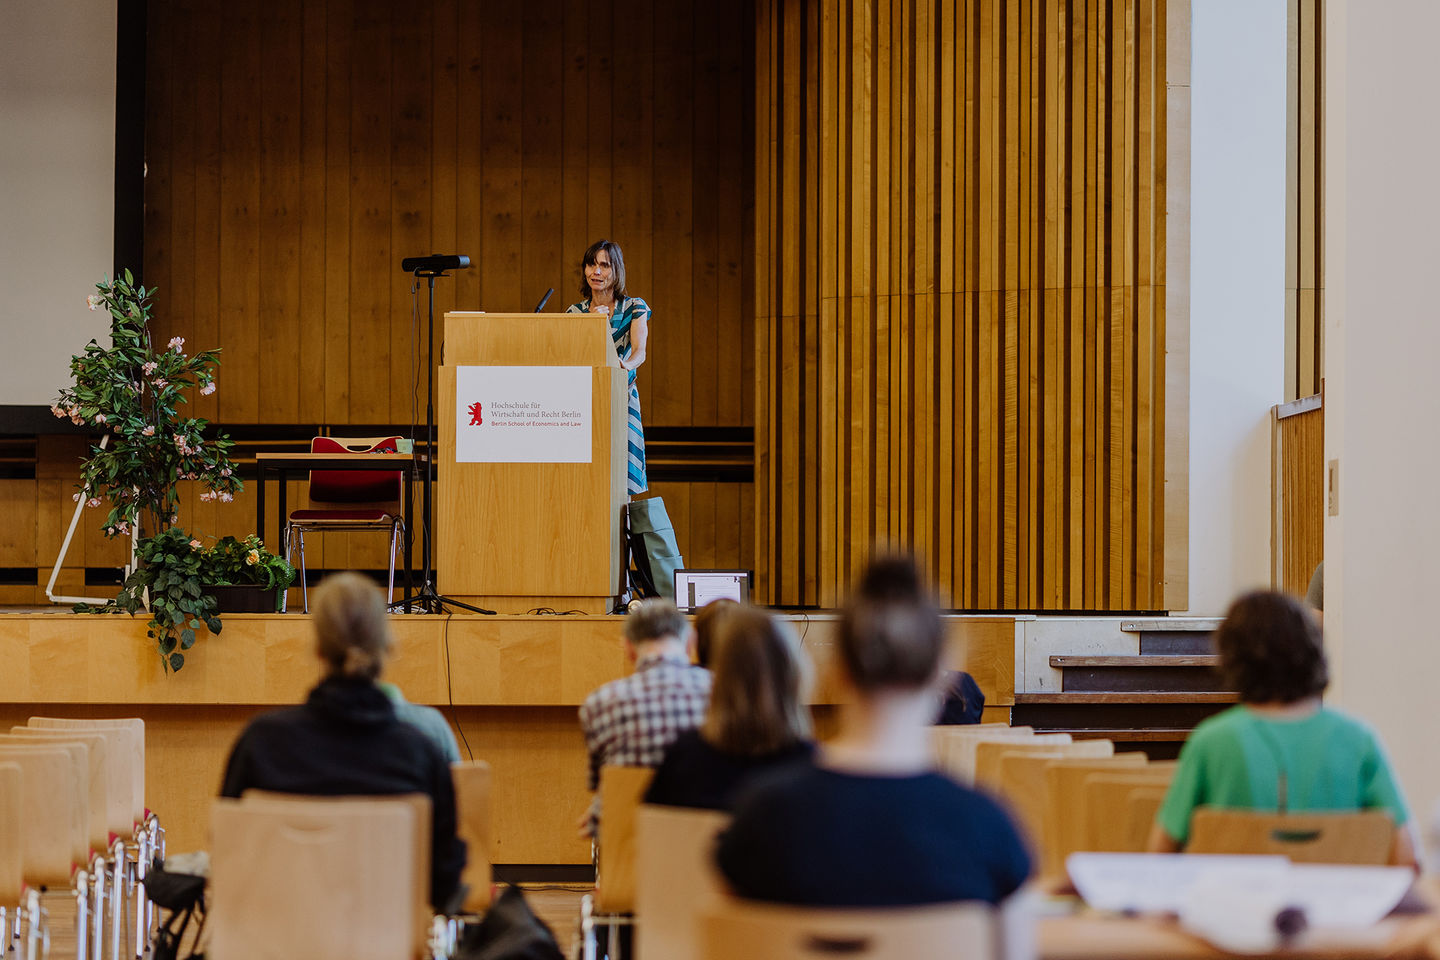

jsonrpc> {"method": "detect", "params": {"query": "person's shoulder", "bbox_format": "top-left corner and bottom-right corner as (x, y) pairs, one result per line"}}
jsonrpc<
(1314, 705), (1385, 747)
(241, 703), (310, 736)
(730, 756), (822, 810)
(582, 673), (641, 714)
(622, 296), (651, 314)
(1184, 704), (1250, 744)
(566, 300), (588, 313)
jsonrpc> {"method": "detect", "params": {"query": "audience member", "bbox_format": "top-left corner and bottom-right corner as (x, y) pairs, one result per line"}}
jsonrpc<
(578, 598), (711, 831)
(1149, 590), (1413, 865)
(378, 680), (462, 763)
(219, 572), (467, 911)
(693, 597), (740, 669)
(645, 605), (814, 810)
(935, 670), (986, 725)
(715, 556), (1032, 906)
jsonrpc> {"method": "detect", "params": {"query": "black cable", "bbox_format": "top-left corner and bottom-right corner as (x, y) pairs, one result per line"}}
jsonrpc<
(441, 610), (474, 761)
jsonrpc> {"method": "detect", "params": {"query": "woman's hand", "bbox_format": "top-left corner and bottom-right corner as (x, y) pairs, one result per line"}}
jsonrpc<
(590, 302), (611, 317)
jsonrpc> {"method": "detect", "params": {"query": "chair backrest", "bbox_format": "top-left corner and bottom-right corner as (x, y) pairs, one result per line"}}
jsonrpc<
(210, 794), (425, 960)
(28, 717), (145, 827)
(309, 436), (403, 504)
(1187, 808), (1397, 864)
(699, 897), (1001, 960)
(1039, 754), (1149, 878)
(595, 766), (656, 914)
(950, 731), (1077, 782)
(636, 804), (730, 960)
(0, 762), (22, 904)
(0, 744), (87, 884)
(452, 760), (493, 913)
(932, 725), (1035, 781)
(974, 739), (1111, 793)
(0, 732), (109, 852)
(9, 726), (133, 840)
(1079, 767), (1177, 854)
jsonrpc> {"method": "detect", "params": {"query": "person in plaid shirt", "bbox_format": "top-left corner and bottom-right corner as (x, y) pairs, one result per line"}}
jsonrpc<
(579, 599), (712, 833)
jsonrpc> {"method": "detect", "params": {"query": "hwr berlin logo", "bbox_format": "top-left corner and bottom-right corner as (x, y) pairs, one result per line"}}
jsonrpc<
(468, 401), (483, 426)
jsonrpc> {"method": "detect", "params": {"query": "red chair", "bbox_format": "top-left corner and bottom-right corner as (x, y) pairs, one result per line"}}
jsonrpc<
(285, 436), (407, 612)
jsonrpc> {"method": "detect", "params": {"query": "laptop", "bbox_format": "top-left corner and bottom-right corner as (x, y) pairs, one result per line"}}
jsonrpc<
(673, 569), (751, 613)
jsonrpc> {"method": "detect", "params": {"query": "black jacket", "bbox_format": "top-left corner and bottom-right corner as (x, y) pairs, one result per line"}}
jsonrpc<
(220, 674), (467, 911)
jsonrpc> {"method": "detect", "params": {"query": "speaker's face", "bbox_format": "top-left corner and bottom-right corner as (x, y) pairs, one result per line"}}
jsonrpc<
(586, 250), (615, 298)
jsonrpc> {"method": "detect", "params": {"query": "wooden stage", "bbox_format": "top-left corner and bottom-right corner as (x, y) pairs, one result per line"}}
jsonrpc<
(0, 611), (1015, 865)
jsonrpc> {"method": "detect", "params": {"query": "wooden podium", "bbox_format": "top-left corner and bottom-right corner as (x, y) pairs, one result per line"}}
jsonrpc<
(436, 313), (629, 613)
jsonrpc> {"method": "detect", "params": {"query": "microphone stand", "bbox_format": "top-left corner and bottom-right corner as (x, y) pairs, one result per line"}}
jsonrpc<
(392, 268), (493, 615)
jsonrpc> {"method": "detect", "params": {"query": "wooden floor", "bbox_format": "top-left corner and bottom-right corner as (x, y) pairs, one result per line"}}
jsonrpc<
(520, 885), (591, 955)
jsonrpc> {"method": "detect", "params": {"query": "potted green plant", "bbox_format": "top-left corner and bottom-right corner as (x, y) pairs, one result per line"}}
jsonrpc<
(200, 534), (297, 613)
(58, 272), (248, 671)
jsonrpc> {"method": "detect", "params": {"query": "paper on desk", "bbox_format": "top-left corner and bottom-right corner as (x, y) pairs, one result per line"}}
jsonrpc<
(1067, 853), (1413, 926)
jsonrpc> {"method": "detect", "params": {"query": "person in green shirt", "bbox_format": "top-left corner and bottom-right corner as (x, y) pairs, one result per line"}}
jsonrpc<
(1149, 590), (1415, 867)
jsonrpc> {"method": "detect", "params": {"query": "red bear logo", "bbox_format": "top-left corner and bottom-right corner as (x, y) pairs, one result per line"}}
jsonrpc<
(468, 401), (483, 426)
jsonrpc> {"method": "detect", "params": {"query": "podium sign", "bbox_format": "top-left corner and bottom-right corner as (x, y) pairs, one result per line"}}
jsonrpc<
(454, 365), (592, 464)
(437, 314), (628, 613)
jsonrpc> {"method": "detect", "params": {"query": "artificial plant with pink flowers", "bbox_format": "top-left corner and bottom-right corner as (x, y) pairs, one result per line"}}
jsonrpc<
(53, 271), (242, 539)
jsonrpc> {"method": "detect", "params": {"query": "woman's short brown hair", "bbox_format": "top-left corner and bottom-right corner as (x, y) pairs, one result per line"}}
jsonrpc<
(1215, 590), (1329, 704)
(312, 572), (393, 680)
(579, 239), (628, 302)
(702, 606), (812, 756)
(838, 555), (945, 692)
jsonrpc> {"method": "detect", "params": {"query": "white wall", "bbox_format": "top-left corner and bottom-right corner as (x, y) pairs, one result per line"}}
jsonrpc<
(1182, 0), (1289, 615)
(0, 0), (117, 406)
(1325, 0), (1440, 862)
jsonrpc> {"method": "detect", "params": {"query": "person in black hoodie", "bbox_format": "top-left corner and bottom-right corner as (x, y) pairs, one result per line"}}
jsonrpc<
(219, 572), (466, 912)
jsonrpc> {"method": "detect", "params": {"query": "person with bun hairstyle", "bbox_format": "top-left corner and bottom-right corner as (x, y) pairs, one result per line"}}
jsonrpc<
(1149, 590), (1414, 865)
(645, 605), (815, 811)
(714, 556), (1031, 906)
(219, 572), (467, 911)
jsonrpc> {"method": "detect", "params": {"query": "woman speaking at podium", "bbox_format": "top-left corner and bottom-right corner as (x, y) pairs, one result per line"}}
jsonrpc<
(567, 239), (650, 494)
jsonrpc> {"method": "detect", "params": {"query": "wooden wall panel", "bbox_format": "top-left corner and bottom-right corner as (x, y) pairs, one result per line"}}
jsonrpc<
(1285, 0), (1323, 400)
(1272, 400), (1324, 598)
(142, 0), (754, 434)
(755, 0), (1169, 611)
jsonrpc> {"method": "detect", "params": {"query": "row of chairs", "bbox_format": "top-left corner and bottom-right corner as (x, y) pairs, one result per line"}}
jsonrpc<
(204, 761), (493, 960)
(933, 724), (1177, 882)
(0, 717), (161, 960)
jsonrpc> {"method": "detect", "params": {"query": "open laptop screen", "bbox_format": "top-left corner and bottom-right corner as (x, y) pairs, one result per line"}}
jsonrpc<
(673, 569), (751, 612)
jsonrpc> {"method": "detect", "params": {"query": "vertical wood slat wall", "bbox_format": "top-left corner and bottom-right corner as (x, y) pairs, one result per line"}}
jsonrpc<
(1285, 0), (1323, 401)
(1272, 402), (1323, 597)
(142, 0), (755, 432)
(755, 0), (1168, 610)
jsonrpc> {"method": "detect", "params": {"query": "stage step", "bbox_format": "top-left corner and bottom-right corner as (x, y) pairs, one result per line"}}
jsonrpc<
(1120, 619), (1223, 656)
(1048, 654), (1227, 694)
(1015, 692), (1238, 704)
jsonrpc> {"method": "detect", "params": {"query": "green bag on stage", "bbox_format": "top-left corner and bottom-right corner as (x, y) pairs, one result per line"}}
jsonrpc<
(627, 497), (685, 601)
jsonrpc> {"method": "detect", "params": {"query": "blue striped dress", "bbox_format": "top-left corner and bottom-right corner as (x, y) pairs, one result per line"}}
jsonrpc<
(567, 296), (650, 493)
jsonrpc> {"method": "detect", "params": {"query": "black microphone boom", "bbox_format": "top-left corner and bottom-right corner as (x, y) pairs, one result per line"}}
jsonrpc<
(401, 253), (471, 274)
(534, 287), (555, 312)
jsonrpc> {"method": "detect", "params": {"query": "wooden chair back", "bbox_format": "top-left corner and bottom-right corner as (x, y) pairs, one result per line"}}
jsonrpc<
(699, 897), (1001, 960)
(242, 789), (431, 946)
(452, 760), (493, 913)
(931, 725), (1034, 783)
(1079, 767), (1177, 854)
(9, 725), (133, 841)
(0, 744), (86, 884)
(1187, 808), (1397, 864)
(974, 739), (1111, 793)
(594, 766), (656, 914)
(0, 762), (22, 904)
(1039, 754), (1149, 878)
(28, 717), (145, 827)
(0, 731), (110, 852)
(635, 804), (729, 960)
(210, 794), (427, 960)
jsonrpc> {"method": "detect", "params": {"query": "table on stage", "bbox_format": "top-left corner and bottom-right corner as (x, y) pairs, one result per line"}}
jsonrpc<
(253, 451), (420, 601)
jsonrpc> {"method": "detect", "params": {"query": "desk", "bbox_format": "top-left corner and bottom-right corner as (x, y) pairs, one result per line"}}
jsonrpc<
(253, 452), (418, 605)
(1039, 901), (1437, 960)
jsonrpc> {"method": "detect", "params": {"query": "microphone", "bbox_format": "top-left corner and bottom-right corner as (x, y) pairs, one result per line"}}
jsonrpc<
(400, 254), (471, 274)
(534, 288), (555, 312)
